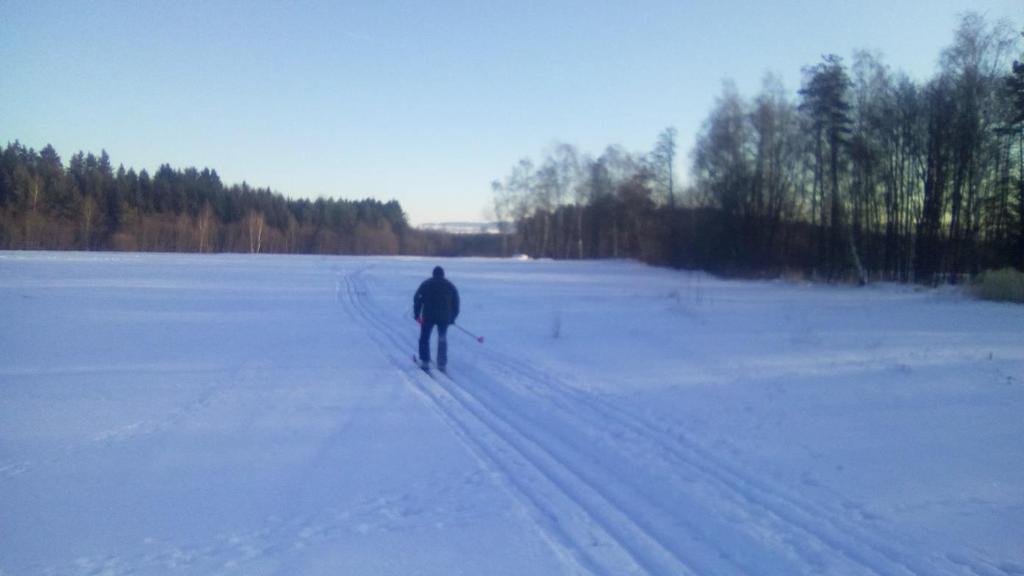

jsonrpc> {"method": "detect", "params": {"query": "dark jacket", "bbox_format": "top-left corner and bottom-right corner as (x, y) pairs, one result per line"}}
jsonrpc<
(414, 275), (460, 325)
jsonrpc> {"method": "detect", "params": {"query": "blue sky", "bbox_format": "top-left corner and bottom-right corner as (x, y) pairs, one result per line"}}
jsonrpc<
(2, 1), (1020, 224)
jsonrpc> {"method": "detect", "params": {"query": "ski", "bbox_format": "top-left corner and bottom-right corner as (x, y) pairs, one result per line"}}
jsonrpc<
(412, 354), (454, 380)
(413, 354), (431, 374)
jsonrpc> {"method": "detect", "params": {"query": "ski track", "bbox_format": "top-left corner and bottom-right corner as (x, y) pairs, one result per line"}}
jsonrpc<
(344, 270), (759, 575)
(343, 269), (661, 575)
(345, 269), (744, 575)
(342, 267), (1009, 576)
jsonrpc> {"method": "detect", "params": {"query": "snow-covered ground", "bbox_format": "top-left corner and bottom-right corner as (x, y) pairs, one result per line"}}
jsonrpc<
(1, 252), (1022, 576)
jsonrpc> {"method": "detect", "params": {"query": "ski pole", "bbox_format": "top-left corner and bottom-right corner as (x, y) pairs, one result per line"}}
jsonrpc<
(454, 322), (484, 344)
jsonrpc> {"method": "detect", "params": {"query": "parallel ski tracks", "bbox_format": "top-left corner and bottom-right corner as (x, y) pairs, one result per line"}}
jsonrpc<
(340, 269), (997, 576)
(343, 270), (692, 575)
(470, 352), (912, 575)
(468, 340), (1009, 576)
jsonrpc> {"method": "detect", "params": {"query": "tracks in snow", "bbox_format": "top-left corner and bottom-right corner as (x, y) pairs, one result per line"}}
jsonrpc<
(344, 271), (669, 575)
(341, 269), (1000, 576)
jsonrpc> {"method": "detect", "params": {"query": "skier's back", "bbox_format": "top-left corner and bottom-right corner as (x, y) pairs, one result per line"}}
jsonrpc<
(414, 266), (459, 371)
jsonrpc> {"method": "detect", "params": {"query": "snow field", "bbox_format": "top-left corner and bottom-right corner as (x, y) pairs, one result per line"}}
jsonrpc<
(1, 252), (1023, 575)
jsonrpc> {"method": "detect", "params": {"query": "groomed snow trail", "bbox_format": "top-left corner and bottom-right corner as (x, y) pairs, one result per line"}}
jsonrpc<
(344, 267), (1012, 576)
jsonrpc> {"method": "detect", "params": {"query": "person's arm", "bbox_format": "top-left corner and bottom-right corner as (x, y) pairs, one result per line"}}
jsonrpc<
(452, 285), (460, 322)
(413, 284), (424, 320)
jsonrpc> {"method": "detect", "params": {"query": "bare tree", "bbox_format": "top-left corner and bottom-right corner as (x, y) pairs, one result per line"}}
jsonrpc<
(1007, 34), (1024, 269)
(197, 201), (216, 253)
(940, 14), (1018, 279)
(247, 210), (265, 254)
(750, 73), (801, 266)
(534, 160), (559, 257)
(551, 143), (580, 258)
(651, 127), (678, 208)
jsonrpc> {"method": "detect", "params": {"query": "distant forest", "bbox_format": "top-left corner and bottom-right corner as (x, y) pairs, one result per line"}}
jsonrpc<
(4, 14), (1022, 285)
(0, 146), (500, 256)
(493, 14), (1024, 284)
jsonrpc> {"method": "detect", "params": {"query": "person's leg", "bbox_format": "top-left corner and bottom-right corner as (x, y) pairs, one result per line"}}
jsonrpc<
(437, 323), (449, 368)
(419, 322), (434, 366)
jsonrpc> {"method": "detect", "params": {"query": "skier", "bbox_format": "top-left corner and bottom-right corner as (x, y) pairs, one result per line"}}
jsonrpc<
(414, 266), (460, 372)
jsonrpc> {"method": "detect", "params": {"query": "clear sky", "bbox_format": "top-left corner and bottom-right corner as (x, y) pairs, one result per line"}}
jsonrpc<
(2, 1), (1020, 225)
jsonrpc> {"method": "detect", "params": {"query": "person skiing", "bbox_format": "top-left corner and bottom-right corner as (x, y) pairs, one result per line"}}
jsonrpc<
(414, 265), (460, 371)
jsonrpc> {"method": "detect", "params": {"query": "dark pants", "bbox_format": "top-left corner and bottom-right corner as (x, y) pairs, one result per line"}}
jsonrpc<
(419, 322), (449, 367)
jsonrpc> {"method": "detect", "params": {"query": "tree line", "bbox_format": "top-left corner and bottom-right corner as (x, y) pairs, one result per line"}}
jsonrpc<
(493, 14), (1024, 284)
(0, 144), (479, 255)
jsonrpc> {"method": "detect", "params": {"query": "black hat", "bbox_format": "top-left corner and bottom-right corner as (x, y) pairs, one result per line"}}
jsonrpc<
(433, 266), (445, 278)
